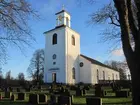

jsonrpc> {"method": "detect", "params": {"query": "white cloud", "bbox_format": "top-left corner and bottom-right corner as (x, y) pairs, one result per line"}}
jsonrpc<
(112, 48), (124, 56)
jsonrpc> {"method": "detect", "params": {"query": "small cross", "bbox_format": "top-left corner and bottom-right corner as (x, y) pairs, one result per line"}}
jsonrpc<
(62, 4), (65, 10)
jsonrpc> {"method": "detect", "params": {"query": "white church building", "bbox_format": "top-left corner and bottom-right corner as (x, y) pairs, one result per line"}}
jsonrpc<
(44, 9), (120, 84)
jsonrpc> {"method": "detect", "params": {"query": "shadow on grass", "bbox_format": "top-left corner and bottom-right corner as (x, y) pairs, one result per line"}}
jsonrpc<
(103, 101), (132, 105)
(73, 102), (132, 105)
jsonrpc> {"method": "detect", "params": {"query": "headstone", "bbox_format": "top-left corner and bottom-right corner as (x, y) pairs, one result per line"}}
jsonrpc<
(83, 89), (86, 95)
(50, 95), (57, 104)
(17, 93), (25, 100)
(95, 84), (102, 97)
(115, 91), (129, 98)
(64, 89), (70, 96)
(5, 92), (11, 98)
(76, 88), (83, 96)
(0, 94), (2, 100)
(11, 94), (15, 101)
(86, 97), (102, 105)
(58, 95), (72, 105)
(17, 88), (20, 92)
(83, 85), (90, 90)
(9, 87), (13, 92)
(39, 94), (47, 103)
(28, 94), (39, 104)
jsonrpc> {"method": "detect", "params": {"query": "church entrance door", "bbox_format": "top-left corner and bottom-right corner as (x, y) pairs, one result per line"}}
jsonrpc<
(52, 73), (56, 83)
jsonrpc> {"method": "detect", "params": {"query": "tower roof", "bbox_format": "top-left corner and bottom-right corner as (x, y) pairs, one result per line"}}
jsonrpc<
(55, 9), (70, 15)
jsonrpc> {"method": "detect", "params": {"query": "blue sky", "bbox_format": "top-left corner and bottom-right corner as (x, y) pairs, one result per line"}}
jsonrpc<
(2, 0), (125, 79)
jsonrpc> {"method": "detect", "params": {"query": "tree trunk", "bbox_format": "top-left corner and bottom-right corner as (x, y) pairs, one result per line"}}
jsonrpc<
(114, 0), (140, 104)
(130, 63), (140, 105)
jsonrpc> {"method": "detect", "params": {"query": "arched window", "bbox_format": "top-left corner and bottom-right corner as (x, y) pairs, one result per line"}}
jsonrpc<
(52, 33), (57, 45)
(72, 67), (75, 79)
(72, 35), (75, 46)
(103, 71), (105, 80)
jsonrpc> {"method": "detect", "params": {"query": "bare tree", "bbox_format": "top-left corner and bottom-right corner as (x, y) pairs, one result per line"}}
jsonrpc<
(27, 49), (44, 84)
(89, 0), (140, 104)
(17, 72), (25, 86)
(0, 0), (37, 64)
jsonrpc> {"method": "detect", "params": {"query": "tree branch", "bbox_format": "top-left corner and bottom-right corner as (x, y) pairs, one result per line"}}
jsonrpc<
(114, 0), (134, 59)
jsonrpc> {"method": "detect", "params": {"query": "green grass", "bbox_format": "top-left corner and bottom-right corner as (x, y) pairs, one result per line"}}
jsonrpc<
(0, 96), (132, 105)
(73, 96), (132, 105)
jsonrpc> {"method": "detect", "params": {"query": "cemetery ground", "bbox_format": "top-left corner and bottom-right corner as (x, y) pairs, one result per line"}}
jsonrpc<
(0, 84), (132, 105)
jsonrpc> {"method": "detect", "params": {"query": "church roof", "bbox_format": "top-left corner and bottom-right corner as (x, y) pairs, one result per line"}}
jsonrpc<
(44, 25), (80, 35)
(80, 54), (118, 71)
(55, 10), (70, 15)
(44, 25), (66, 34)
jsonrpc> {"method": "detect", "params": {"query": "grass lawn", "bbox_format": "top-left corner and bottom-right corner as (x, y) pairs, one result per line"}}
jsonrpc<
(73, 96), (132, 105)
(0, 88), (132, 105)
(0, 96), (132, 105)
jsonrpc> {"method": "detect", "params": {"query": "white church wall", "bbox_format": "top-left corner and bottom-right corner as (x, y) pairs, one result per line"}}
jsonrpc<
(79, 56), (92, 84)
(65, 27), (80, 84)
(91, 63), (120, 84)
(44, 27), (67, 83)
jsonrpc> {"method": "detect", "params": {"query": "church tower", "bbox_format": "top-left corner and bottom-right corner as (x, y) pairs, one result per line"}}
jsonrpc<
(44, 8), (80, 84)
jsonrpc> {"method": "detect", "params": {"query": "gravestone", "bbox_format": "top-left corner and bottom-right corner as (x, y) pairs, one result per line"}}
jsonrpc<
(9, 87), (13, 92)
(86, 97), (102, 105)
(83, 89), (86, 95)
(29, 94), (39, 104)
(50, 95), (58, 104)
(11, 94), (16, 101)
(16, 88), (20, 92)
(83, 85), (90, 90)
(17, 93), (25, 100)
(76, 88), (83, 96)
(5, 92), (11, 98)
(115, 91), (129, 98)
(0, 94), (2, 100)
(58, 95), (72, 105)
(95, 84), (102, 97)
(38, 94), (47, 103)
(64, 89), (70, 96)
